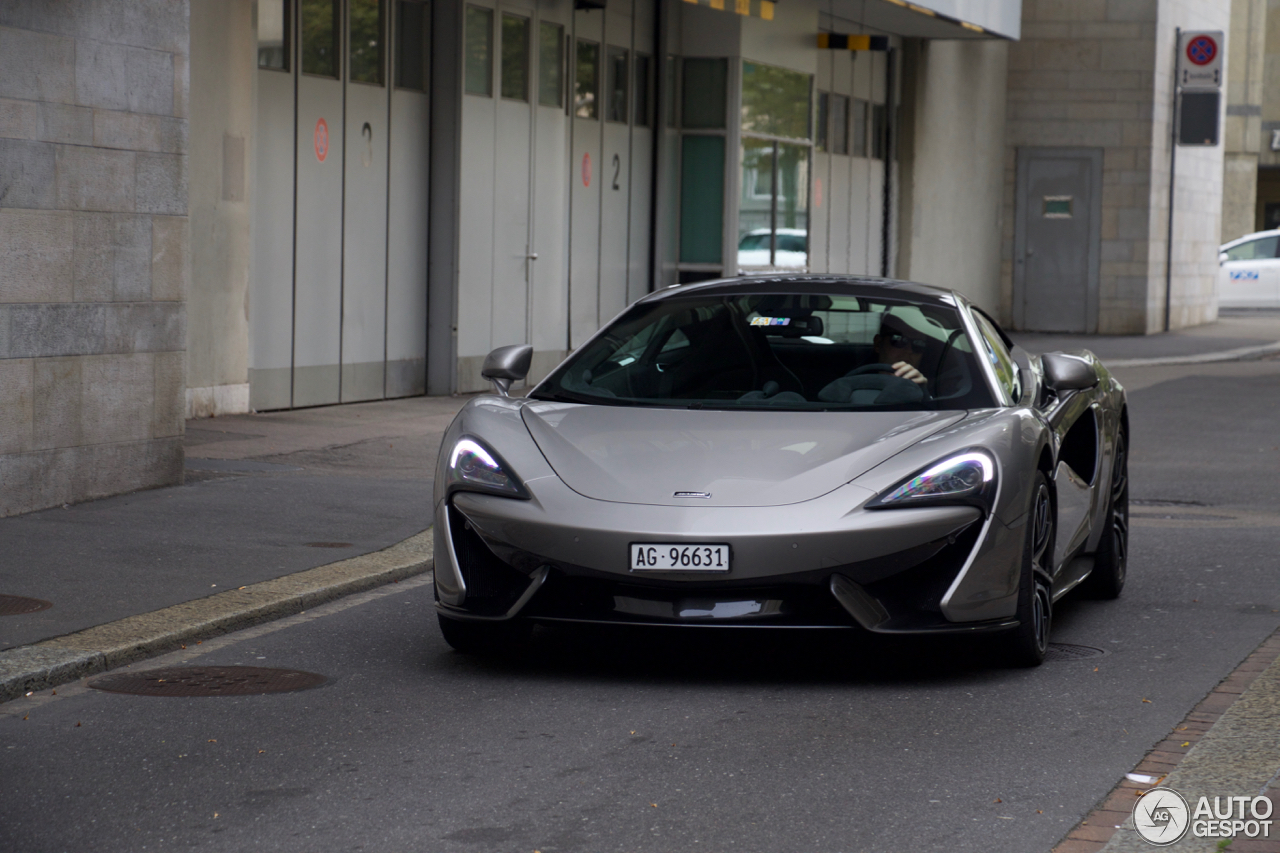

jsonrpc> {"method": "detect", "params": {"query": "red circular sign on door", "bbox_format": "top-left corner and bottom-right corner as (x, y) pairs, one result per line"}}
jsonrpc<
(314, 118), (329, 162)
(582, 152), (592, 187)
(1186, 35), (1217, 66)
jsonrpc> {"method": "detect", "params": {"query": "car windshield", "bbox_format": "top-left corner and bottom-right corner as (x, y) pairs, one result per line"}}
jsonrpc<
(533, 292), (996, 411)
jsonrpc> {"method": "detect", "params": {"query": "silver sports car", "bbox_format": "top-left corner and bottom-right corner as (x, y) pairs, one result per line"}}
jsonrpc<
(433, 276), (1128, 666)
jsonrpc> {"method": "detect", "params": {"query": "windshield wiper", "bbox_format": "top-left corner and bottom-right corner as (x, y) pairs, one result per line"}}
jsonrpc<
(529, 389), (621, 406)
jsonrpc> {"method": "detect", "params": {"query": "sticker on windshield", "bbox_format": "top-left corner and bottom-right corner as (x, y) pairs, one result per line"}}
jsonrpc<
(750, 317), (791, 326)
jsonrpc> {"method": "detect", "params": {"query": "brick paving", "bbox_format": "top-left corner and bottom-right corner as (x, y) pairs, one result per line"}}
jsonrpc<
(1051, 630), (1280, 852)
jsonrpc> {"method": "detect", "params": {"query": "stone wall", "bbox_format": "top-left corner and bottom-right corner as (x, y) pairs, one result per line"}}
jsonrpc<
(1221, 0), (1264, 243)
(1004, 0), (1227, 334)
(0, 1), (188, 516)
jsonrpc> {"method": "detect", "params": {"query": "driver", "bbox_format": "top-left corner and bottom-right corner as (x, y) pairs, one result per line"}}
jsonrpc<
(872, 312), (932, 387)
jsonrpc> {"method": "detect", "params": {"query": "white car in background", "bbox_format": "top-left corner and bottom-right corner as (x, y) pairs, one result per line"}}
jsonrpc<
(738, 228), (808, 273)
(1218, 230), (1280, 308)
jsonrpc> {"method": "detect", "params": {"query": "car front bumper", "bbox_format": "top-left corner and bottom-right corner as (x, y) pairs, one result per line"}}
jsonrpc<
(434, 476), (1023, 633)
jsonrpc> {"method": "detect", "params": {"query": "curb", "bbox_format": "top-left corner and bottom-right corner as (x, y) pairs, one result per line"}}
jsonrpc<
(1104, 340), (1280, 368)
(1051, 625), (1280, 852)
(0, 528), (434, 704)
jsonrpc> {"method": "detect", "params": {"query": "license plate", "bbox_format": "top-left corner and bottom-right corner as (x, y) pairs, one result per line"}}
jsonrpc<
(630, 544), (730, 572)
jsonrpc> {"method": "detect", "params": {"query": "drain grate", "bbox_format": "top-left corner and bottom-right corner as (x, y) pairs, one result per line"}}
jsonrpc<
(305, 542), (353, 549)
(1045, 643), (1108, 662)
(88, 666), (328, 697)
(0, 594), (53, 616)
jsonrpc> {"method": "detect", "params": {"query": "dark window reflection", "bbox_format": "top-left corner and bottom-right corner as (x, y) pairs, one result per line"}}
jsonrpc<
(301, 0), (338, 77)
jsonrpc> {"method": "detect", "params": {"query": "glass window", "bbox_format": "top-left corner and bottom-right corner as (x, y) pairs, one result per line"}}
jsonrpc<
(679, 135), (725, 264)
(815, 92), (828, 152)
(633, 54), (650, 127)
(738, 138), (774, 257)
(349, 0), (384, 85)
(1224, 235), (1278, 261)
(500, 14), (529, 101)
(464, 6), (492, 96)
(871, 103), (887, 159)
(607, 46), (628, 122)
(533, 293), (995, 411)
(575, 40), (599, 118)
(258, 0), (289, 70)
(301, 0), (338, 77)
(973, 311), (1021, 403)
(538, 22), (563, 107)
(681, 58), (726, 129)
(851, 98), (868, 157)
(741, 61), (811, 140)
(395, 1), (427, 90)
(738, 140), (807, 272)
(830, 94), (848, 155)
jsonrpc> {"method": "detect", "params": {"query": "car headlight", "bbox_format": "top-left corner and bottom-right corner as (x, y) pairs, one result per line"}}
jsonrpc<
(867, 451), (996, 511)
(447, 437), (530, 499)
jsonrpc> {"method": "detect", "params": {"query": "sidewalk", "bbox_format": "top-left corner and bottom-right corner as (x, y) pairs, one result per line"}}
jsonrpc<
(1009, 308), (1280, 366)
(1, 313), (1280, 850)
(0, 393), (470, 699)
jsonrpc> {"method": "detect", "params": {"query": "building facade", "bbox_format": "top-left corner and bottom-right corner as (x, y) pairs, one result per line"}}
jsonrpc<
(0, 0), (1235, 516)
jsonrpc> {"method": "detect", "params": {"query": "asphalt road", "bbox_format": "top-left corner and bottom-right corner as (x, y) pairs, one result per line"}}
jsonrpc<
(2, 358), (1279, 853)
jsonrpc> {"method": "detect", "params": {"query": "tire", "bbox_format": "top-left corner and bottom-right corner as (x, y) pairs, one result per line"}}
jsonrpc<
(1004, 472), (1055, 668)
(1081, 424), (1128, 600)
(437, 613), (533, 656)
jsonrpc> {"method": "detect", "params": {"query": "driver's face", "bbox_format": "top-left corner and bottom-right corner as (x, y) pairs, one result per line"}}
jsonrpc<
(875, 330), (926, 367)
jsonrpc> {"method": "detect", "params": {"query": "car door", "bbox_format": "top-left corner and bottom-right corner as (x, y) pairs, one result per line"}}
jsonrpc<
(1220, 233), (1280, 308)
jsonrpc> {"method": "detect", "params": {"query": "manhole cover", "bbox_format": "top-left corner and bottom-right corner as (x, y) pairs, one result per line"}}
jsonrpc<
(88, 666), (328, 697)
(305, 542), (353, 548)
(1045, 643), (1108, 662)
(0, 594), (53, 616)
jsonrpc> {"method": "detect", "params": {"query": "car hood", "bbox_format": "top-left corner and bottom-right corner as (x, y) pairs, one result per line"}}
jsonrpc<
(519, 403), (966, 507)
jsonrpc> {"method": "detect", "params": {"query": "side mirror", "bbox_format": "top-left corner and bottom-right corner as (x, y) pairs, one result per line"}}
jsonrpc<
(1219, 251), (1229, 264)
(1041, 352), (1098, 393)
(481, 344), (533, 397)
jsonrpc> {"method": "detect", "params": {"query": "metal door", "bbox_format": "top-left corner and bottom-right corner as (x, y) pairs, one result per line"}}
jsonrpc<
(341, 0), (391, 403)
(597, 16), (632, 324)
(250, 0), (298, 412)
(626, 0), (654, 306)
(385, 0), (430, 397)
(569, 8), (603, 349)
(1015, 147), (1103, 333)
(293, 0), (345, 407)
(492, 5), (536, 356)
(530, 6), (571, 377)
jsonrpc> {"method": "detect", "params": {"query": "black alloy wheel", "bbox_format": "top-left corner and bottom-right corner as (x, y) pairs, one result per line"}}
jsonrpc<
(1082, 424), (1128, 599)
(1004, 473), (1055, 667)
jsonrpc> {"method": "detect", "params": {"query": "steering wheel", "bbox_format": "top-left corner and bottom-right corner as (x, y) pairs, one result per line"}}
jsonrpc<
(841, 362), (930, 403)
(847, 363), (898, 376)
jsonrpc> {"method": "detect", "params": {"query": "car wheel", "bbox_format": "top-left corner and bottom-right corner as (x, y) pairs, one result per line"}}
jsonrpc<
(1081, 424), (1128, 600)
(1005, 472), (1055, 667)
(437, 613), (533, 655)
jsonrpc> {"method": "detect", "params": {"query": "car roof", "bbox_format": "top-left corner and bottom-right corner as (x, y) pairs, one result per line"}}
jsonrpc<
(1221, 229), (1280, 250)
(638, 274), (963, 308)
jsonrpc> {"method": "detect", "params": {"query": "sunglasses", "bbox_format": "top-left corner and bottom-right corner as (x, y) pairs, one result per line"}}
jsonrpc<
(886, 333), (928, 353)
